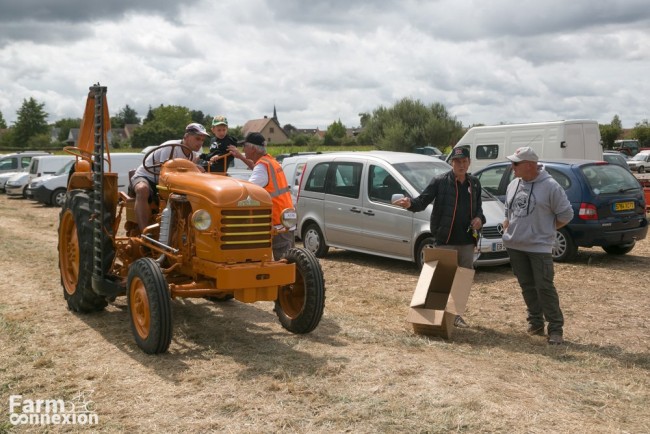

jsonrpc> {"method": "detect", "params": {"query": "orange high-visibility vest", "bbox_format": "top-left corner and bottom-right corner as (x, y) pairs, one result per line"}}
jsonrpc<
(256, 155), (293, 226)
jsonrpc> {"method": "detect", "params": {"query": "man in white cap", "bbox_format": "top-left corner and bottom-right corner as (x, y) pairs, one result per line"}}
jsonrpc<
(130, 122), (210, 231)
(502, 146), (573, 345)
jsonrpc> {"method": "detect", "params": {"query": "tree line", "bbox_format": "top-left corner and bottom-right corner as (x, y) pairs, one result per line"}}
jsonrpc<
(1, 97), (649, 152)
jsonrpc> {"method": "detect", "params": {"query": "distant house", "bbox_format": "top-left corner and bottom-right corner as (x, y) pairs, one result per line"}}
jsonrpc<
(295, 128), (320, 136)
(242, 116), (289, 144)
(66, 124), (141, 146)
(66, 128), (80, 146)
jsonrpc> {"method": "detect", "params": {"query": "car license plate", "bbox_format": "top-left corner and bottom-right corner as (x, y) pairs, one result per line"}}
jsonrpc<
(491, 242), (504, 252)
(613, 201), (634, 212)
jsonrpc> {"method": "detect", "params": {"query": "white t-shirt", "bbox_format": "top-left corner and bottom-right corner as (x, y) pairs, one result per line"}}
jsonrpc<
(133, 139), (200, 182)
(248, 163), (269, 187)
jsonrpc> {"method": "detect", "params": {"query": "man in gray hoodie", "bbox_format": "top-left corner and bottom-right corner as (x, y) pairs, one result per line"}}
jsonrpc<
(502, 147), (573, 345)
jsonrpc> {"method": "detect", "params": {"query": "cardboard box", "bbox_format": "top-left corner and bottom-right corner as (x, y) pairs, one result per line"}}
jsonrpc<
(407, 248), (475, 339)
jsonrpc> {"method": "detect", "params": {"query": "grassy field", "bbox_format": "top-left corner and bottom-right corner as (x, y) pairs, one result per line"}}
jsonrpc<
(0, 193), (648, 433)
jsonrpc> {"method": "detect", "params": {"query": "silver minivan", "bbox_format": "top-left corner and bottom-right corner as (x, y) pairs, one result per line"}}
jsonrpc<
(295, 151), (509, 268)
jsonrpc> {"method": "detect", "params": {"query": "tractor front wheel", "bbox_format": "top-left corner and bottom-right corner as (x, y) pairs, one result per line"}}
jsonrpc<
(275, 248), (325, 334)
(127, 258), (172, 354)
(58, 191), (108, 313)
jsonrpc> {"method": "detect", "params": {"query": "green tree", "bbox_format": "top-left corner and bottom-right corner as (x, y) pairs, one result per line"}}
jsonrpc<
(130, 104), (192, 148)
(12, 97), (49, 148)
(599, 115), (623, 149)
(27, 133), (52, 149)
(190, 110), (211, 128)
(0, 110), (7, 129)
(632, 119), (650, 148)
(283, 124), (297, 136)
(357, 97), (463, 152)
(325, 119), (347, 146)
(54, 118), (82, 142)
(111, 105), (140, 128)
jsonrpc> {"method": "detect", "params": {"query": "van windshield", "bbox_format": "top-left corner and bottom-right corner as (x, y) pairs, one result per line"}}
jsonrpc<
(55, 160), (75, 176)
(392, 161), (449, 194)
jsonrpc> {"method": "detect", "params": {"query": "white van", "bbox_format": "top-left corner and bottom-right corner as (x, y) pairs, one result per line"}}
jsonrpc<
(450, 120), (603, 172)
(29, 155), (75, 178)
(28, 153), (143, 207)
(281, 155), (313, 205)
(5, 155), (74, 197)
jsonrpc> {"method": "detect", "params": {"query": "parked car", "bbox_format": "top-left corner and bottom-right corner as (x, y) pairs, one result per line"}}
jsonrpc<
(0, 171), (20, 192)
(25, 160), (75, 204)
(275, 151), (322, 165)
(474, 159), (648, 261)
(295, 151), (509, 268)
(5, 172), (31, 197)
(282, 154), (314, 205)
(28, 153), (143, 206)
(414, 146), (444, 159)
(0, 151), (50, 175)
(626, 151), (650, 173)
(602, 151), (630, 171)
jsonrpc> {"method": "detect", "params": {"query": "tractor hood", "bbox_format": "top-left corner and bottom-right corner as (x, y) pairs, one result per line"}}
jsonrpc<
(159, 163), (272, 208)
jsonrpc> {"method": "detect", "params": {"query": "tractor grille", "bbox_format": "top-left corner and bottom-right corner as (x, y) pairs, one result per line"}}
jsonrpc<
(220, 209), (272, 250)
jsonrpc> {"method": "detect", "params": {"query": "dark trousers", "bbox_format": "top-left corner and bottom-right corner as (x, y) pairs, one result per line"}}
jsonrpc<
(507, 248), (564, 335)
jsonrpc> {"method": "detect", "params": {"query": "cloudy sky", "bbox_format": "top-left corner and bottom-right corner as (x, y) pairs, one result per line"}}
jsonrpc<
(0, 0), (648, 130)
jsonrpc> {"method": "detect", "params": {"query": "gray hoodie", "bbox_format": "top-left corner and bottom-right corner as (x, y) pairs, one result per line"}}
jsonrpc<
(502, 168), (574, 253)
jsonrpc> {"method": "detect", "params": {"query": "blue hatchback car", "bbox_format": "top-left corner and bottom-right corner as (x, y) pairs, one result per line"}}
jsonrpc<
(474, 159), (648, 261)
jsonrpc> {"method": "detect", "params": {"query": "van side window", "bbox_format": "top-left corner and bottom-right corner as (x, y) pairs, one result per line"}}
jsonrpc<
(368, 165), (404, 203)
(0, 158), (18, 170)
(304, 162), (330, 193)
(21, 157), (32, 168)
(475, 145), (498, 160)
(327, 162), (362, 198)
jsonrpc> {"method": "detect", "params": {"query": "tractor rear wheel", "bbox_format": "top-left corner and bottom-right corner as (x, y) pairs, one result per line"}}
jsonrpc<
(127, 258), (172, 354)
(275, 248), (325, 334)
(58, 191), (108, 312)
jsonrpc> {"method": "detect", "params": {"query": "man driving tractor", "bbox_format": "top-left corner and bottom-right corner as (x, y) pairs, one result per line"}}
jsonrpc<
(129, 122), (210, 231)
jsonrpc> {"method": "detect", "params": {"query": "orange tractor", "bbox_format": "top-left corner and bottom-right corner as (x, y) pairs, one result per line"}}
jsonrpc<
(57, 85), (325, 354)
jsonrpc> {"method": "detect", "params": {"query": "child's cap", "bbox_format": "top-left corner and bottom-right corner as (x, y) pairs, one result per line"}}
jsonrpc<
(212, 115), (228, 127)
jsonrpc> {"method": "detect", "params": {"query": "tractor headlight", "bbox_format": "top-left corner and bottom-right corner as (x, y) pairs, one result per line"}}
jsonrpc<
(192, 209), (212, 231)
(280, 208), (298, 229)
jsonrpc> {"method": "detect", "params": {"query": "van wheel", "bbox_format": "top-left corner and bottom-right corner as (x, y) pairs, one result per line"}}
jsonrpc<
(127, 258), (172, 354)
(639, 166), (645, 173)
(602, 242), (635, 255)
(275, 248), (325, 334)
(52, 188), (67, 207)
(415, 236), (436, 269)
(302, 223), (329, 257)
(552, 228), (577, 262)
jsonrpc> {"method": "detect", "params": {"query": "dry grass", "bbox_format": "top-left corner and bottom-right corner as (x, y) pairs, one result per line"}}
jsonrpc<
(0, 194), (648, 433)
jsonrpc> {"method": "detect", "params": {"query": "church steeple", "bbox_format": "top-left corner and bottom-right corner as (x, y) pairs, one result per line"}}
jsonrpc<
(273, 105), (278, 125)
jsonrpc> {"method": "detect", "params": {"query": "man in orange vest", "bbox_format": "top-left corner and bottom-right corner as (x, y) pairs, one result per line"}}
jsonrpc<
(228, 133), (295, 259)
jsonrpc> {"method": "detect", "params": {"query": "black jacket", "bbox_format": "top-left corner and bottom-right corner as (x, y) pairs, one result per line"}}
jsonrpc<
(200, 135), (237, 173)
(408, 170), (486, 245)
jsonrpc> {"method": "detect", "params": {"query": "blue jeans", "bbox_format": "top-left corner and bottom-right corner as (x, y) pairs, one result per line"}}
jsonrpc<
(506, 248), (564, 335)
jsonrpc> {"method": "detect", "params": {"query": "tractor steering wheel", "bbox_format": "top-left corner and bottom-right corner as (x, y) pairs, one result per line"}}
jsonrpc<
(142, 143), (195, 176)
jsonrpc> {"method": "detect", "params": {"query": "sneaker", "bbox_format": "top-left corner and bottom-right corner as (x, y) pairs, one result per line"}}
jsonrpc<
(454, 315), (469, 328)
(547, 333), (564, 345)
(527, 325), (545, 336)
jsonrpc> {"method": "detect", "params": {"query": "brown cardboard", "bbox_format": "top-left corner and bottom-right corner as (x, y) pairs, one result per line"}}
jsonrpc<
(407, 248), (475, 339)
